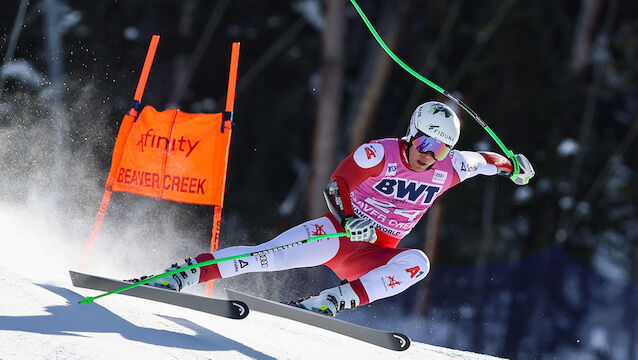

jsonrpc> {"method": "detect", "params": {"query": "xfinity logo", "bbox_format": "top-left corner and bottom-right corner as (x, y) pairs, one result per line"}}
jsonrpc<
(373, 178), (441, 204)
(136, 128), (201, 157)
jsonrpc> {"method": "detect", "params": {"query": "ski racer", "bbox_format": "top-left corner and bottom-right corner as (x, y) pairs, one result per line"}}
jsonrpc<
(138, 101), (535, 317)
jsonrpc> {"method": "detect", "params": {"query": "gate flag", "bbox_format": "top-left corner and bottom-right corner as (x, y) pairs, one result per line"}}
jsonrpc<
(109, 106), (232, 206)
(81, 36), (240, 277)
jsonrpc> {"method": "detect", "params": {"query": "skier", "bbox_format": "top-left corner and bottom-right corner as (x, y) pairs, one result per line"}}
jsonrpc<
(139, 101), (535, 317)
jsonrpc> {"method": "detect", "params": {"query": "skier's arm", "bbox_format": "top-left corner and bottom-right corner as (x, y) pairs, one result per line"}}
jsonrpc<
(324, 143), (385, 225)
(479, 151), (535, 185)
(449, 150), (534, 186)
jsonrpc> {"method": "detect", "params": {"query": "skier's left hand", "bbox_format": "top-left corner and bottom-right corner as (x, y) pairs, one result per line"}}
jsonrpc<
(345, 217), (377, 243)
(510, 153), (535, 185)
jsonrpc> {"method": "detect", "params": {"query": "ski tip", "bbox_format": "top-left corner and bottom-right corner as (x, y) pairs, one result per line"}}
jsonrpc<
(231, 300), (249, 319)
(391, 332), (411, 351)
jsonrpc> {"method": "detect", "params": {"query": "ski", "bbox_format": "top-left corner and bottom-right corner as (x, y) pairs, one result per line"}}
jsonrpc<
(225, 290), (411, 351)
(69, 271), (248, 319)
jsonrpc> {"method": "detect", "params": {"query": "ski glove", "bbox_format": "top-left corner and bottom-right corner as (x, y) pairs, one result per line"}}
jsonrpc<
(510, 153), (535, 185)
(344, 217), (377, 243)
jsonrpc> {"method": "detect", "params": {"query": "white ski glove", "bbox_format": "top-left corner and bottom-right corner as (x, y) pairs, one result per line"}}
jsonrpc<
(511, 153), (535, 185)
(344, 217), (377, 243)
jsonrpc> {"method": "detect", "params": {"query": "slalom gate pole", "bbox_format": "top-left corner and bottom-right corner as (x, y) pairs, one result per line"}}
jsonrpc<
(79, 231), (349, 304)
(130, 34), (160, 116)
(348, 0), (520, 179)
(206, 41), (241, 297)
(205, 206), (223, 297)
(80, 35), (161, 271)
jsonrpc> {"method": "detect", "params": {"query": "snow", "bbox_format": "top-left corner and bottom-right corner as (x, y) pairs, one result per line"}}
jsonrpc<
(123, 26), (140, 41)
(0, 204), (506, 360)
(0, 266), (506, 360)
(557, 138), (579, 157)
(293, 0), (323, 30)
(0, 59), (45, 87)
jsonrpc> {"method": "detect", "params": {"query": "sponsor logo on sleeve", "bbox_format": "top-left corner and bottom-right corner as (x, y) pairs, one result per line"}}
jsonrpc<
(353, 143), (385, 169)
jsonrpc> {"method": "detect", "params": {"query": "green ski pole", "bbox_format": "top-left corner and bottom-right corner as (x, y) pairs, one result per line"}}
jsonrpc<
(79, 231), (349, 304)
(348, 0), (520, 180)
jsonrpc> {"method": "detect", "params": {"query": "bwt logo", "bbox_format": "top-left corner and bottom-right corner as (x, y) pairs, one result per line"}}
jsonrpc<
(374, 178), (441, 204)
(136, 128), (201, 157)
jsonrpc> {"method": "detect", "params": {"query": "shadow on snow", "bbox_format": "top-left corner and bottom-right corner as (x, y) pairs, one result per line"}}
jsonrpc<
(0, 283), (276, 360)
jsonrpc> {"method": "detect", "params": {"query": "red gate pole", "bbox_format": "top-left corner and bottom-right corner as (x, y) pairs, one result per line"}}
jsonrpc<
(80, 35), (160, 271)
(206, 42), (240, 297)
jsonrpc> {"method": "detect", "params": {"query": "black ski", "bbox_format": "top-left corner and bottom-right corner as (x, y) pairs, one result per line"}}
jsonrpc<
(69, 271), (248, 319)
(225, 290), (411, 351)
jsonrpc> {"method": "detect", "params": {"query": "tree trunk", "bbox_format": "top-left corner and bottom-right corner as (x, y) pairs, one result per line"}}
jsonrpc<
(469, 175), (496, 350)
(307, 0), (344, 218)
(43, 0), (70, 197)
(411, 202), (444, 316)
(347, 1), (406, 151)
(556, 0), (619, 242)
(396, 0), (463, 132)
(569, 0), (602, 76)
(0, 0), (30, 95)
(167, 0), (229, 108)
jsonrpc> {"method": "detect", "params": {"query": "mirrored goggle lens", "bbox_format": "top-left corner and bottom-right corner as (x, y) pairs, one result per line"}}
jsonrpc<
(412, 135), (451, 160)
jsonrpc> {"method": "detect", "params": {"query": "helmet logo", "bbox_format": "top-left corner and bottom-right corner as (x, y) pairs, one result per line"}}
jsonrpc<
(429, 104), (452, 118)
(428, 125), (439, 130)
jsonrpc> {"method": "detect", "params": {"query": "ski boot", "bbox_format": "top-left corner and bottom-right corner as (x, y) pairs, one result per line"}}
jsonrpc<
(128, 258), (201, 292)
(288, 283), (360, 317)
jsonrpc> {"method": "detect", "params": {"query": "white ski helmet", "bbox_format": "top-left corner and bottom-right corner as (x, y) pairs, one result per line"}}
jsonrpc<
(405, 101), (461, 148)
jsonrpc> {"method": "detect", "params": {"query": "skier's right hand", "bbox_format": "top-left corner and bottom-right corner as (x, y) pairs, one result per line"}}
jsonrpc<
(510, 153), (535, 185)
(344, 217), (377, 243)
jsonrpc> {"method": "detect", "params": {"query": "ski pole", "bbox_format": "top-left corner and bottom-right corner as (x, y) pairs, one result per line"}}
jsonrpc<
(79, 231), (349, 304)
(348, 0), (520, 180)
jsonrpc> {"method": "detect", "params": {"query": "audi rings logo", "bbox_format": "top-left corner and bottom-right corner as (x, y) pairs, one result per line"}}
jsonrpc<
(258, 254), (269, 268)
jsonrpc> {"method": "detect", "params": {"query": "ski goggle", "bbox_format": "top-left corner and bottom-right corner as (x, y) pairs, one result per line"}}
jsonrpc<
(412, 134), (451, 161)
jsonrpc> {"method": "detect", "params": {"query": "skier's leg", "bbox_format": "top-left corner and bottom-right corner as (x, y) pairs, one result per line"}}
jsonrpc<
(296, 247), (430, 316)
(354, 249), (430, 304)
(199, 216), (339, 280)
(147, 216), (341, 290)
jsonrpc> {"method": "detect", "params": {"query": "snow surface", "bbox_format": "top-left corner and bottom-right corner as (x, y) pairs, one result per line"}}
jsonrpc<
(0, 203), (506, 360)
(0, 266), (509, 360)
